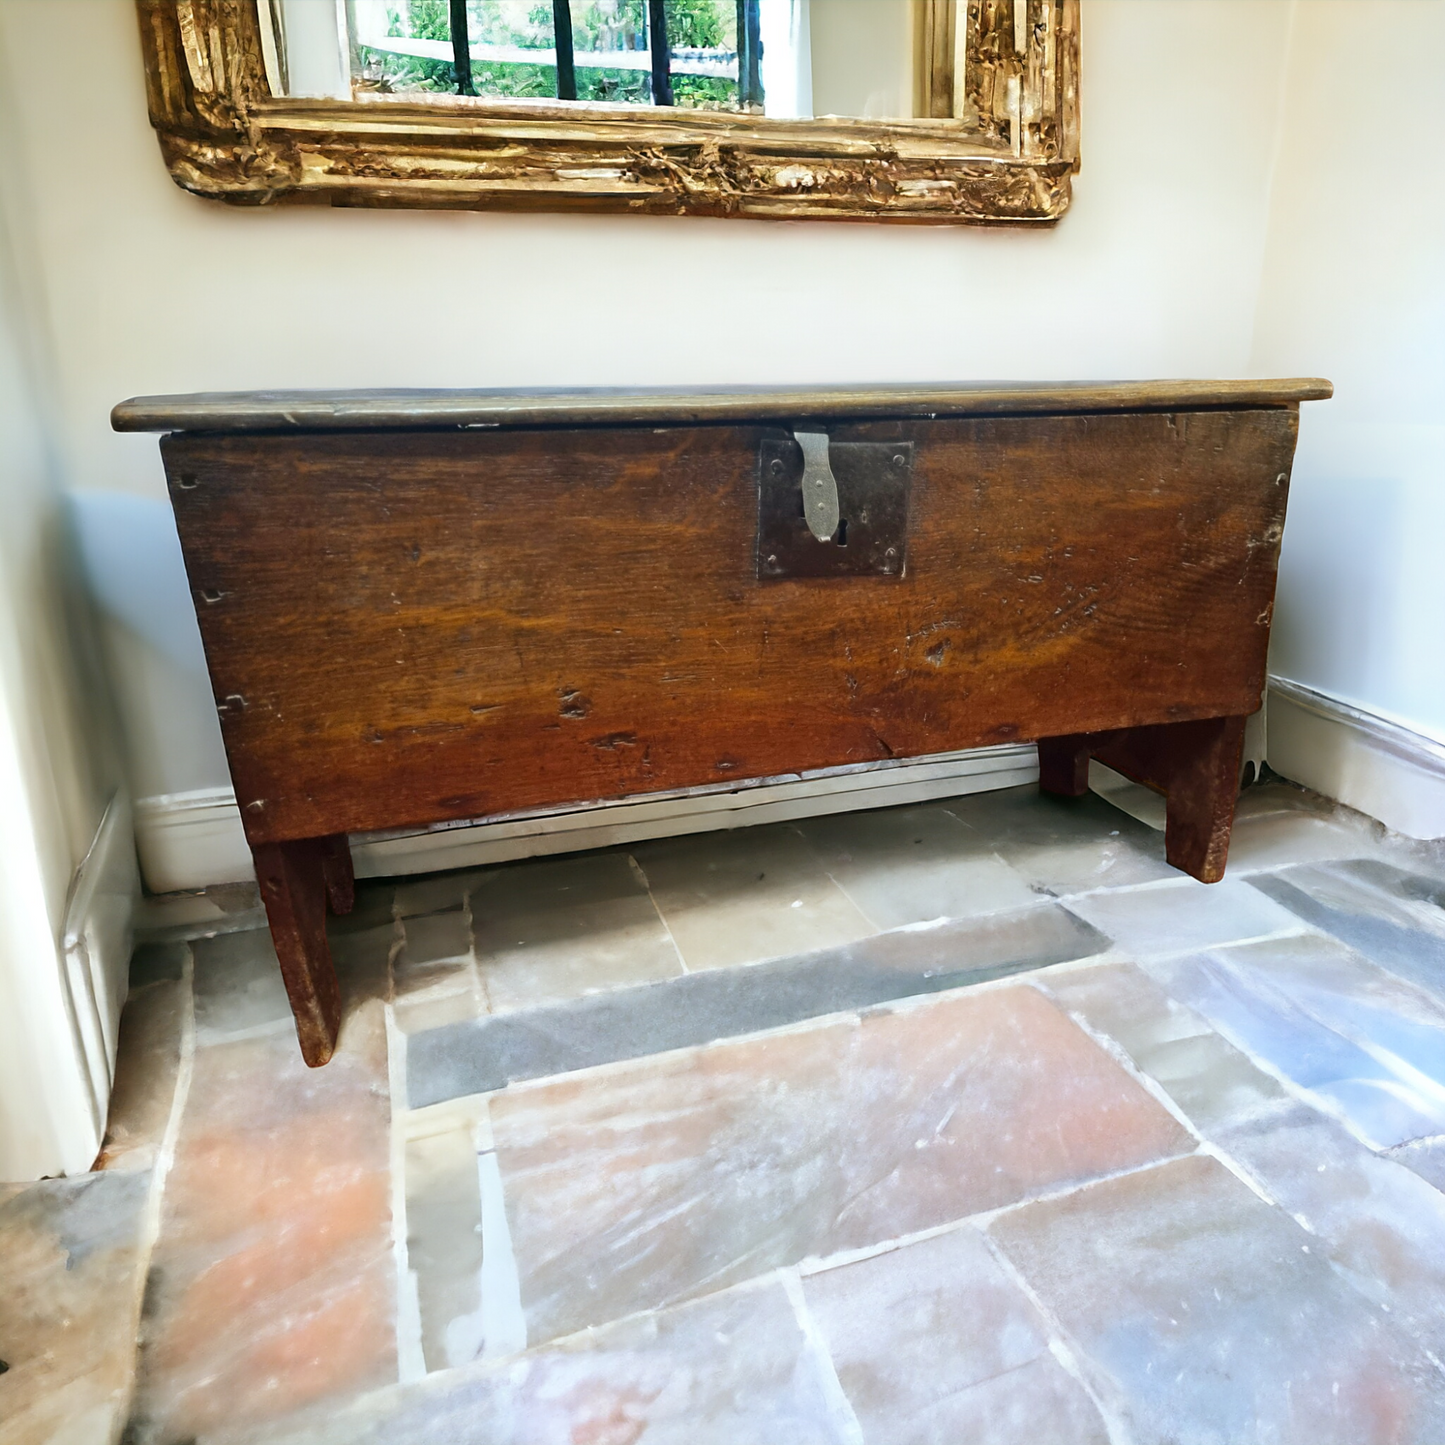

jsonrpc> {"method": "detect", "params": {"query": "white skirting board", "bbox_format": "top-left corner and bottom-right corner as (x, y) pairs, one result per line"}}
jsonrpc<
(61, 789), (141, 1148)
(134, 745), (1041, 893)
(1266, 676), (1445, 841)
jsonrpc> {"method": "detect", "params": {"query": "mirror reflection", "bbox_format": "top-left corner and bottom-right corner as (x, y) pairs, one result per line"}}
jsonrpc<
(265, 0), (950, 121)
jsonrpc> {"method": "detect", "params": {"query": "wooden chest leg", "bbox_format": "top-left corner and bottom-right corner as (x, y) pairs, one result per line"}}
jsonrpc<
(252, 835), (353, 1067)
(1037, 734), (1094, 796)
(1038, 716), (1249, 883)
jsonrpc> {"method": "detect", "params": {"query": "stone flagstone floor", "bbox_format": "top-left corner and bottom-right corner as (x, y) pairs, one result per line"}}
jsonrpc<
(5, 772), (1445, 1443)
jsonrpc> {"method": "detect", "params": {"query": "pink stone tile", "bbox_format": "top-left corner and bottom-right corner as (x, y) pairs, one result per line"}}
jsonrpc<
(802, 1226), (1109, 1443)
(490, 984), (1192, 1343)
(0, 1172), (151, 1445)
(127, 1001), (397, 1443)
(98, 977), (186, 1173)
(990, 1154), (1445, 1444)
(262, 1277), (857, 1445)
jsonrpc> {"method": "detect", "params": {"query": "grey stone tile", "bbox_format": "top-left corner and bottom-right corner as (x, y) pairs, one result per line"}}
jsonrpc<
(129, 939), (188, 988)
(1388, 1137), (1445, 1193)
(793, 803), (1038, 928)
(1148, 938), (1445, 1149)
(1064, 876), (1303, 958)
(1215, 1101), (1445, 1358)
(192, 926), (292, 1039)
(632, 824), (876, 971)
(0, 1171), (152, 1445)
(802, 1226), (1108, 1445)
(407, 901), (1108, 1107)
(99, 977), (187, 1172)
(945, 784), (1177, 895)
(990, 1154), (1445, 1445)
(488, 986), (1188, 1344)
(260, 1277), (857, 1445)
(472, 851), (682, 1013)
(1251, 860), (1445, 1001)
(405, 1105), (486, 1372)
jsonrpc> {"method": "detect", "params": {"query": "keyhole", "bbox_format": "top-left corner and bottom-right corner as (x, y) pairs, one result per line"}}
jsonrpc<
(836, 518), (849, 546)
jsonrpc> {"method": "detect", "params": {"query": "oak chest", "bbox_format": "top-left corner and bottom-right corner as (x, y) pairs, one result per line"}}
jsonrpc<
(114, 379), (1330, 1064)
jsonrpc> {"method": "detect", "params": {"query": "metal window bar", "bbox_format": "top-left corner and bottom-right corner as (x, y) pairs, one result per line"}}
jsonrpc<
(648, 0), (673, 106)
(736, 0), (762, 110)
(449, 0), (475, 94)
(553, 0), (578, 100)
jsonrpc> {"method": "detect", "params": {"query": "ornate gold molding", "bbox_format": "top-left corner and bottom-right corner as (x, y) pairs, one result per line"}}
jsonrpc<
(135, 0), (1079, 224)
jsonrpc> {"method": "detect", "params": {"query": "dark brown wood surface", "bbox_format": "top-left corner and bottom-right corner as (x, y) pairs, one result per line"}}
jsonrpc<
(114, 379), (1331, 435)
(162, 408), (1299, 847)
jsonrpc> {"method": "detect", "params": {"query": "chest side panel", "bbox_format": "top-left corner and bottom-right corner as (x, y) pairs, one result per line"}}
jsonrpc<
(162, 408), (1297, 841)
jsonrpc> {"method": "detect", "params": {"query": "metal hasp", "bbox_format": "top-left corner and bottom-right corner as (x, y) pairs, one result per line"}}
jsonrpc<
(757, 431), (914, 579)
(796, 430), (841, 541)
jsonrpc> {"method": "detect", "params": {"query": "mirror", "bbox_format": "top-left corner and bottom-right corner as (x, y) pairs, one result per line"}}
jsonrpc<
(137, 0), (1078, 223)
(270, 1), (935, 122)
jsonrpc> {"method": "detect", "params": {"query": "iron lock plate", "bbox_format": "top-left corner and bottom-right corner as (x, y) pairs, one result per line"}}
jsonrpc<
(756, 435), (913, 580)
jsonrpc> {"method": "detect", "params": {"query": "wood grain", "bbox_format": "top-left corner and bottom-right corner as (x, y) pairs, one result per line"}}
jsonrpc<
(161, 407), (1299, 847)
(113, 379), (1333, 435)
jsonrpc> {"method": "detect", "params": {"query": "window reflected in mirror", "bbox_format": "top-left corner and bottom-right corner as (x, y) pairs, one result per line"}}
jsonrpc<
(264, 0), (963, 123)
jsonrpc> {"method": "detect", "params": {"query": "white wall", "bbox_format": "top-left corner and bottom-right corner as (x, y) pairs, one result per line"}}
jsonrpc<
(1252, 2), (1445, 747)
(0, 0), (1301, 883)
(0, 29), (126, 1177)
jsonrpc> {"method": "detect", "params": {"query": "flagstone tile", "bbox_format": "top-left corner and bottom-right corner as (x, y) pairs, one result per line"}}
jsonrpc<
(945, 784), (1177, 895)
(393, 983), (486, 1037)
(472, 851), (682, 1013)
(405, 1105), (486, 1373)
(990, 1153), (1445, 1445)
(191, 926), (294, 1040)
(793, 803), (1038, 928)
(801, 1225), (1109, 1444)
(98, 977), (187, 1173)
(1233, 781), (1335, 821)
(1215, 1101), (1445, 1357)
(1226, 812), (1387, 875)
(392, 908), (473, 1000)
(129, 939), (188, 989)
(261, 1276), (856, 1445)
(1149, 942), (1445, 1148)
(1044, 961), (1287, 1131)
(126, 1001), (396, 1444)
(0, 1170), (151, 1445)
(1388, 1137), (1445, 1193)
(488, 985), (1191, 1344)
(1251, 861), (1445, 1001)
(631, 825), (876, 971)
(1064, 877), (1303, 958)
(391, 870), (485, 920)
(1212, 932), (1445, 1091)
(406, 900), (1108, 1107)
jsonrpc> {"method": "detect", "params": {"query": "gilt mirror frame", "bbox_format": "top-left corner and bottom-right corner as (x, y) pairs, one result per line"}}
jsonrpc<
(135, 0), (1079, 224)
